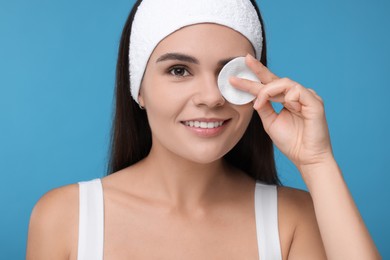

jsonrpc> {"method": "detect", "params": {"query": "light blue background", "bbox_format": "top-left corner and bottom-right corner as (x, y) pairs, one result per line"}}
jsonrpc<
(1, 0), (389, 258)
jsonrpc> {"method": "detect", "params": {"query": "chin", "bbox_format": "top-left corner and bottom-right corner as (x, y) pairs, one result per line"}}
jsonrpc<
(188, 155), (223, 165)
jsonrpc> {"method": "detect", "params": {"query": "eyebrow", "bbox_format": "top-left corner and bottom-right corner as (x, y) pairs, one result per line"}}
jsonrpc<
(156, 53), (199, 64)
(156, 52), (237, 67)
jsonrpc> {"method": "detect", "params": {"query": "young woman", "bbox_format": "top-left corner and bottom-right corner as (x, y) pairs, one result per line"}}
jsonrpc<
(27, 0), (381, 259)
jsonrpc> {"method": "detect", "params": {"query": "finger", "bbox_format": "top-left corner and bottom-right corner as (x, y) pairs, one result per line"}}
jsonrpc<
(307, 88), (324, 103)
(254, 78), (322, 113)
(253, 78), (295, 110)
(229, 76), (285, 103)
(284, 85), (303, 113)
(245, 54), (279, 84)
(229, 76), (263, 97)
(255, 100), (278, 133)
(284, 84), (325, 116)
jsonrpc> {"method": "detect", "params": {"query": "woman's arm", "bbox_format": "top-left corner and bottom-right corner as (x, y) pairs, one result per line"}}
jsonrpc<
(298, 159), (380, 259)
(231, 54), (381, 259)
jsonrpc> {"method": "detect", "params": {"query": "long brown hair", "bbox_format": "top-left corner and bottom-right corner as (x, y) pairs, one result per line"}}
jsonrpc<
(108, 0), (280, 185)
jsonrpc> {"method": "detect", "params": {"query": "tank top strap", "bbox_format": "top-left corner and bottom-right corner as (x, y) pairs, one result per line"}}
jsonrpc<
(77, 179), (104, 260)
(254, 182), (282, 260)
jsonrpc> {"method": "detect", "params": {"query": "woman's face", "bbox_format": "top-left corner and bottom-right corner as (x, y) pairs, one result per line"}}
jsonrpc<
(139, 23), (255, 164)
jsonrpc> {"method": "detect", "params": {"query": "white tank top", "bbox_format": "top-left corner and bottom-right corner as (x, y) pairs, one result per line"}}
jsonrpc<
(77, 179), (282, 260)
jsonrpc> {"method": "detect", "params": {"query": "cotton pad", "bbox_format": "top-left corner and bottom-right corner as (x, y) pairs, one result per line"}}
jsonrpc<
(218, 57), (259, 105)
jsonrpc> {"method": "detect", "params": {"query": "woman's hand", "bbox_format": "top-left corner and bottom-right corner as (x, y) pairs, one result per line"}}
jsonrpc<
(230, 54), (334, 171)
(230, 54), (381, 259)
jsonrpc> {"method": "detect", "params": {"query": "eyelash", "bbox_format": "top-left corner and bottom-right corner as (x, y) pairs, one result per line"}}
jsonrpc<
(168, 65), (191, 78)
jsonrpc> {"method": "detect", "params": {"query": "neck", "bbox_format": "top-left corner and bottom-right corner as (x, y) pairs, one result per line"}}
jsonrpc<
(138, 144), (237, 212)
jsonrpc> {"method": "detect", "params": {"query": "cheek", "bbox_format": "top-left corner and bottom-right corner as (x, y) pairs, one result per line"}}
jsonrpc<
(140, 79), (189, 130)
(141, 72), (190, 109)
(141, 81), (204, 127)
(236, 105), (254, 129)
(143, 87), (186, 119)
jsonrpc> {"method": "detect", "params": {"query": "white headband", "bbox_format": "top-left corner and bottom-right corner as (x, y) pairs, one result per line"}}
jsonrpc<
(129, 0), (263, 103)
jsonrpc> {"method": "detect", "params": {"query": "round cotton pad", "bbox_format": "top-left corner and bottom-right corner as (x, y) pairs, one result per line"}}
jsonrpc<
(218, 57), (260, 105)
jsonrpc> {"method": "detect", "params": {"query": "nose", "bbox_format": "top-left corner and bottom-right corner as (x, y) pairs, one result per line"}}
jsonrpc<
(192, 74), (225, 108)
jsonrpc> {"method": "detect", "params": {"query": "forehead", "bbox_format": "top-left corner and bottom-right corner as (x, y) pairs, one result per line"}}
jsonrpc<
(150, 23), (255, 60)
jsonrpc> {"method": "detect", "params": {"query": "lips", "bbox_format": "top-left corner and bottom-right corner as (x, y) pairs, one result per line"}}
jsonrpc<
(180, 118), (230, 137)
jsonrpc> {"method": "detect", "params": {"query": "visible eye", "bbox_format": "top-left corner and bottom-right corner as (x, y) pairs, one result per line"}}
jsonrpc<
(168, 66), (191, 78)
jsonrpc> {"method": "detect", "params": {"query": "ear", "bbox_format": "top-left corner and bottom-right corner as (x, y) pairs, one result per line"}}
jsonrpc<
(138, 91), (145, 108)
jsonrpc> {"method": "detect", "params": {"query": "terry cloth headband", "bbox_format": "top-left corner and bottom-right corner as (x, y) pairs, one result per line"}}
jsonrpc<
(129, 0), (263, 103)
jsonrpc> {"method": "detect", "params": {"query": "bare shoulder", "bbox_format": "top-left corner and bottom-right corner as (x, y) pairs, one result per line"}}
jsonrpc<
(277, 186), (314, 215)
(277, 186), (326, 259)
(26, 183), (79, 260)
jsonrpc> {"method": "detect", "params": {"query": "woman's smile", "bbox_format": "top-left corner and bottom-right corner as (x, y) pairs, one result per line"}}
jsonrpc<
(180, 118), (231, 137)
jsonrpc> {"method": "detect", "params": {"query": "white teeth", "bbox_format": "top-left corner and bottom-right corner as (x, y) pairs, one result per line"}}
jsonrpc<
(184, 121), (224, 129)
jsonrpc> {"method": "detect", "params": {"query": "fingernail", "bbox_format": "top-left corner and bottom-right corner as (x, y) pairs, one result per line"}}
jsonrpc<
(246, 53), (256, 61)
(229, 76), (240, 84)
